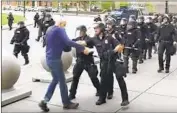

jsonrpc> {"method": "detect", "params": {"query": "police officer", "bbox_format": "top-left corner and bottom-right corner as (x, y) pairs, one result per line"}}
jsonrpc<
(43, 14), (55, 35)
(34, 12), (40, 28)
(36, 13), (45, 42)
(94, 15), (102, 22)
(145, 17), (158, 59)
(153, 13), (159, 23)
(116, 18), (128, 43)
(123, 21), (141, 74)
(69, 25), (100, 100)
(7, 12), (14, 30)
(171, 16), (177, 30)
(78, 23), (129, 106)
(42, 14), (55, 47)
(10, 21), (30, 65)
(137, 16), (149, 63)
(129, 15), (136, 22)
(156, 16), (177, 73)
(105, 18), (117, 99)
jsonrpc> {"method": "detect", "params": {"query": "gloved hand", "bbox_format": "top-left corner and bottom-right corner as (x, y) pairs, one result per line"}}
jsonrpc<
(173, 41), (177, 46)
(83, 47), (92, 55)
(145, 38), (149, 41)
(114, 44), (124, 53)
(76, 41), (87, 46)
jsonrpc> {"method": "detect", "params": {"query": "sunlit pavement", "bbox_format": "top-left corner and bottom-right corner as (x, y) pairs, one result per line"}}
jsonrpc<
(2, 13), (177, 112)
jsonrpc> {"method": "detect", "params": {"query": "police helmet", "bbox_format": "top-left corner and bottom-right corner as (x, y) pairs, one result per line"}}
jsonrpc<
(93, 22), (105, 32)
(120, 18), (128, 25)
(76, 25), (87, 32)
(18, 21), (25, 25)
(106, 18), (116, 26)
(46, 13), (52, 18)
(127, 21), (137, 29)
(163, 16), (170, 22)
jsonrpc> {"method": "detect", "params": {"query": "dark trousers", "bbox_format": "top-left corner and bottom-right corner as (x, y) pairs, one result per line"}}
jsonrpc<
(13, 44), (29, 63)
(99, 60), (128, 101)
(158, 41), (172, 69)
(37, 28), (43, 41)
(123, 49), (139, 71)
(34, 20), (38, 27)
(8, 22), (13, 30)
(70, 61), (100, 96)
(144, 42), (153, 59)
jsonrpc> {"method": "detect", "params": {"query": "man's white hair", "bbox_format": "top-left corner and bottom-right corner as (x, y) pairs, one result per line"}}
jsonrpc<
(55, 15), (66, 26)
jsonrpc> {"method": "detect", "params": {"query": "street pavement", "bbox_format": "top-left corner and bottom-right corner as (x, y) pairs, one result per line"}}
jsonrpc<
(2, 14), (177, 112)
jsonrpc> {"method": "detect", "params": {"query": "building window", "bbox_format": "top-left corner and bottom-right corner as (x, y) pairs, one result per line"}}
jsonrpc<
(39, 1), (42, 6)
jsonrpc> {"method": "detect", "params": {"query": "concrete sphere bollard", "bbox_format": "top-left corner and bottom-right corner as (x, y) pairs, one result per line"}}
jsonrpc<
(41, 52), (73, 72)
(2, 50), (21, 90)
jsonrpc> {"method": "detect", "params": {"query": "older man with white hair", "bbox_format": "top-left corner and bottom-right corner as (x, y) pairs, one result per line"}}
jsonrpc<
(38, 16), (90, 112)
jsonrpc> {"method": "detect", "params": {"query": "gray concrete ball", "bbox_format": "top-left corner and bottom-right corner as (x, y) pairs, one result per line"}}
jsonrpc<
(2, 51), (21, 89)
(41, 51), (73, 72)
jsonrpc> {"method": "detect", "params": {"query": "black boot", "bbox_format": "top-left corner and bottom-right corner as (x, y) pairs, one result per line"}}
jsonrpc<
(107, 93), (113, 99)
(96, 98), (106, 105)
(38, 100), (50, 112)
(63, 102), (79, 109)
(24, 55), (29, 65)
(139, 60), (144, 64)
(121, 100), (130, 106)
(36, 36), (40, 42)
(132, 69), (137, 74)
(157, 68), (164, 73)
(165, 68), (169, 73)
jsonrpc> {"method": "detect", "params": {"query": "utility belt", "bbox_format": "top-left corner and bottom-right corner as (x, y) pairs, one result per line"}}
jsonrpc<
(76, 58), (94, 65)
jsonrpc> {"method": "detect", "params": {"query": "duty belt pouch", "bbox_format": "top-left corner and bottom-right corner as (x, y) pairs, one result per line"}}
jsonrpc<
(114, 59), (126, 78)
(170, 45), (176, 56)
(24, 45), (30, 53)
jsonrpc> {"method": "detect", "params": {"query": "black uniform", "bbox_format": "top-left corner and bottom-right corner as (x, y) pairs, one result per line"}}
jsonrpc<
(43, 19), (55, 35)
(145, 22), (157, 59)
(42, 19), (55, 47)
(10, 25), (30, 65)
(7, 13), (14, 30)
(137, 22), (149, 62)
(36, 18), (45, 41)
(34, 13), (39, 28)
(123, 22), (141, 73)
(156, 21), (177, 73)
(86, 31), (128, 106)
(69, 35), (100, 99)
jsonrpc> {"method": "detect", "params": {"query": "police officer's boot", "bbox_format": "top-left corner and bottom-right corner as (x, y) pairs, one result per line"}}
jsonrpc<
(165, 65), (170, 73)
(96, 97), (106, 105)
(157, 67), (164, 73)
(14, 53), (18, 58)
(107, 93), (113, 99)
(121, 100), (130, 106)
(132, 59), (138, 74)
(24, 55), (29, 65)
(36, 36), (40, 42)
